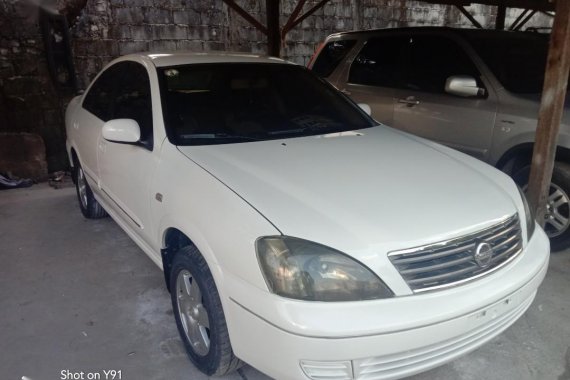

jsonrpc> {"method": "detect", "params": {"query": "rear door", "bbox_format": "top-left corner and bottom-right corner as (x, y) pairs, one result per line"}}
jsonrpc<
(391, 34), (498, 160)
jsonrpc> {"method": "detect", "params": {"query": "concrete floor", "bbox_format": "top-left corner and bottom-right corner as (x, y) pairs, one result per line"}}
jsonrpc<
(1, 184), (569, 380)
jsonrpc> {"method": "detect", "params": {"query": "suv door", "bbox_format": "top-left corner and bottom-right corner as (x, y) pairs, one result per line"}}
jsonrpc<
(97, 61), (158, 251)
(390, 34), (498, 160)
(339, 36), (411, 125)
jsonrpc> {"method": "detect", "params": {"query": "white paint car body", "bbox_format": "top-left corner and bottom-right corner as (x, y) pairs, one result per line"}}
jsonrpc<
(66, 53), (550, 380)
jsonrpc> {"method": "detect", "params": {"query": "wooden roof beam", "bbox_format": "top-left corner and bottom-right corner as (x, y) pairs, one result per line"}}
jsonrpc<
(421, 0), (554, 12)
(221, 0), (268, 35)
(512, 9), (537, 31)
(456, 5), (484, 28)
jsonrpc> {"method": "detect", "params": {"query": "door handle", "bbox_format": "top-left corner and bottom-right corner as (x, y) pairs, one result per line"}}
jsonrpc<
(398, 97), (420, 106)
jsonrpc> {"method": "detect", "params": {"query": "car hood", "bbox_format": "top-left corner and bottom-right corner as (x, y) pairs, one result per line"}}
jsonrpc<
(177, 126), (518, 254)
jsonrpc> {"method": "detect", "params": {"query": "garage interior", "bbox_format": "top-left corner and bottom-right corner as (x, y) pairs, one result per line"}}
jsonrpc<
(1, 0), (569, 379)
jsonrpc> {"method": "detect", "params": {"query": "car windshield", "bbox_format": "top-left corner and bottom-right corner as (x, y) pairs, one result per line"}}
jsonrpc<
(158, 63), (374, 145)
(465, 32), (565, 94)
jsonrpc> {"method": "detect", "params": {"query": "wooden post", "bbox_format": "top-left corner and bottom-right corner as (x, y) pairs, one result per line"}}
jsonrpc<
(266, 0), (281, 57)
(496, 3), (506, 30)
(527, 0), (570, 227)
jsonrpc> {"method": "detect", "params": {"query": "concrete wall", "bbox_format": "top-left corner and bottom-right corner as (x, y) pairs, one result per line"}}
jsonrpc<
(0, 0), (553, 172)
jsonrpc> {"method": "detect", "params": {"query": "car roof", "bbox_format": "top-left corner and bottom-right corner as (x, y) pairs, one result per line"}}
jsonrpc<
(124, 51), (294, 67)
(329, 26), (548, 40)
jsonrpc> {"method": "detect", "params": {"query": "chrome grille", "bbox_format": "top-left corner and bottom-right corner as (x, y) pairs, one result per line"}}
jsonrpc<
(389, 214), (523, 292)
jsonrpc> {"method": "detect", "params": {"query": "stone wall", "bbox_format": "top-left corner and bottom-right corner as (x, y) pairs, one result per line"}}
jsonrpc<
(0, 0), (70, 172)
(0, 0), (553, 172)
(71, 0), (552, 87)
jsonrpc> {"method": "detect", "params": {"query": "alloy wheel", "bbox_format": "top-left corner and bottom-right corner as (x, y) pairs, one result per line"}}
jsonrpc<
(176, 269), (210, 356)
(77, 167), (88, 209)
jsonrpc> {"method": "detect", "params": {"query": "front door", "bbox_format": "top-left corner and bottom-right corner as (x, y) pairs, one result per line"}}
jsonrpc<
(97, 61), (156, 248)
(391, 34), (497, 160)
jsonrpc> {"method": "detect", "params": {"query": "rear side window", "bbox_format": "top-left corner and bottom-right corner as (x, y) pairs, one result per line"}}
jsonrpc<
(348, 36), (409, 88)
(311, 40), (356, 78)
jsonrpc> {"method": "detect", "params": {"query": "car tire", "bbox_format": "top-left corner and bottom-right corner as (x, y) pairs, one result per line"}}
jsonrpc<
(513, 162), (570, 251)
(170, 245), (243, 376)
(74, 161), (108, 219)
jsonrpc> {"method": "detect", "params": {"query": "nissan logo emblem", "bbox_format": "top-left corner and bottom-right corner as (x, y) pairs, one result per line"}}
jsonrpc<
(474, 242), (493, 268)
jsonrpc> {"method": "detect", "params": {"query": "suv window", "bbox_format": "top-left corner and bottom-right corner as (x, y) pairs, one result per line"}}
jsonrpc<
(312, 40), (357, 78)
(348, 36), (410, 88)
(349, 35), (482, 94)
(83, 61), (153, 148)
(465, 32), (553, 94)
(407, 35), (481, 93)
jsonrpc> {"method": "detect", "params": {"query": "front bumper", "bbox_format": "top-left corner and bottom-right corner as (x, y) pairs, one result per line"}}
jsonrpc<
(223, 227), (550, 380)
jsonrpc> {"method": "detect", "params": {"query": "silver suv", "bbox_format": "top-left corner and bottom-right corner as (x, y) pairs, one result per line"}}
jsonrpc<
(310, 27), (570, 250)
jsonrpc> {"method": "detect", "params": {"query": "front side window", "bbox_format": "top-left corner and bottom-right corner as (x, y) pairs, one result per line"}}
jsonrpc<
(349, 35), (482, 94)
(83, 65), (121, 121)
(112, 62), (153, 146)
(158, 63), (374, 146)
(406, 35), (481, 94)
(83, 61), (153, 148)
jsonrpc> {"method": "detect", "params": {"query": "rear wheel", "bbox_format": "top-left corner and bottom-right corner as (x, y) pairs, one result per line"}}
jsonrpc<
(170, 245), (242, 376)
(513, 162), (570, 251)
(74, 161), (107, 219)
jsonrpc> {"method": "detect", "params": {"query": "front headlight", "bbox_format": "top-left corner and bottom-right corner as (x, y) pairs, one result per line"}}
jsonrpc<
(256, 236), (393, 301)
(518, 187), (536, 240)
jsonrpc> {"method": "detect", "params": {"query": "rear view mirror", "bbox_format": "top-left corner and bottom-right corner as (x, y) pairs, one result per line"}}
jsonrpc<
(102, 119), (141, 143)
(445, 75), (486, 97)
(358, 103), (372, 116)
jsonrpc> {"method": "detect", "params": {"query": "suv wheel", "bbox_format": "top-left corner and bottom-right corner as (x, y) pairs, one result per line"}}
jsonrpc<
(513, 162), (570, 251)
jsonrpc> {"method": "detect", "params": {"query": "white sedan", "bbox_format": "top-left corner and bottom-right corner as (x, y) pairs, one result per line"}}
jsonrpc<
(66, 52), (550, 380)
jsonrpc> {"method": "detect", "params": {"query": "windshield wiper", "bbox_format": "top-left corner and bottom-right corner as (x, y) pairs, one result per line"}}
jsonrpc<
(268, 125), (347, 136)
(180, 133), (261, 141)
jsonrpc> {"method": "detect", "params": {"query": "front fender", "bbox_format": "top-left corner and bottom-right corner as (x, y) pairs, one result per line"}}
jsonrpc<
(151, 143), (279, 295)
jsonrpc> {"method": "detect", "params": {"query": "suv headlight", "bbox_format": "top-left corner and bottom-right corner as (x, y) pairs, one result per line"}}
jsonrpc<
(518, 187), (536, 240)
(256, 236), (393, 301)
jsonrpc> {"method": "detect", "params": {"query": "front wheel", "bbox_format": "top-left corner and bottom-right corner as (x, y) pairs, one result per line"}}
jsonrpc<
(513, 162), (570, 251)
(170, 245), (242, 376)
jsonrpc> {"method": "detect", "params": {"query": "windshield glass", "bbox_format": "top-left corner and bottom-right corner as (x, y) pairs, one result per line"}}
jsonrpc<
(158, 63), (374, 145)
(465, 32), (558, 94)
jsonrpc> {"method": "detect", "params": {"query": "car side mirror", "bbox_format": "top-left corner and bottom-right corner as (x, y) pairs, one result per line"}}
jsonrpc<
(102, 119), (141, 143)
(358, 103), (372, 116)
(445, 75), (486, 98)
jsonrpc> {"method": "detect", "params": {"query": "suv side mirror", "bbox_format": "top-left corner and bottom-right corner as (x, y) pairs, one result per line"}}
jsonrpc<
(102, 119), (141, 143)
(445, 75), (486, 98)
